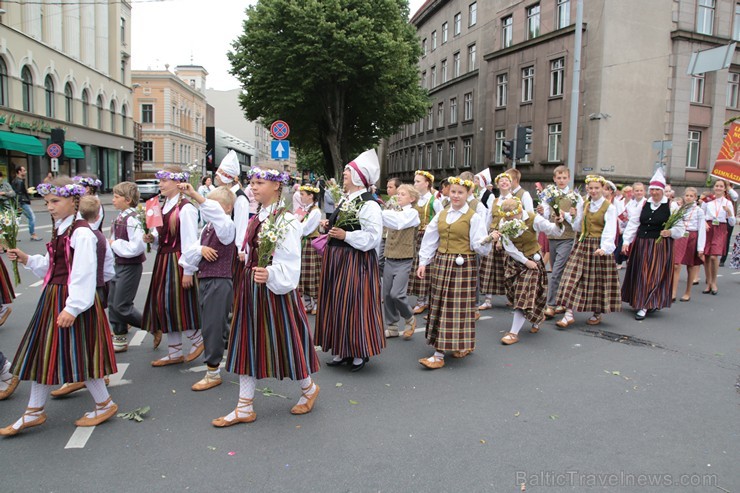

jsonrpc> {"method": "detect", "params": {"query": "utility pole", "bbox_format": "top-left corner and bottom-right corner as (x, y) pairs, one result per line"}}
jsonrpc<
(566, 0), (583, 189)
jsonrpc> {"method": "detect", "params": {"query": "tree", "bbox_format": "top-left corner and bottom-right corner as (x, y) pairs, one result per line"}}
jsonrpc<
(296, 146), (327, 179)
(228, 0), (428, 178)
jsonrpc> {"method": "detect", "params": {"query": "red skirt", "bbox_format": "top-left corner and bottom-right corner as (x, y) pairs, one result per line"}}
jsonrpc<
(704, 222), (728, 256)
(673, 231), (703, 266)
(538, 232), (550, 254)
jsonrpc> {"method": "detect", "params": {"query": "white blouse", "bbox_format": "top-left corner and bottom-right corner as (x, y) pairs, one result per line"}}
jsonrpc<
(511, 186), (534, 213)
(702, 197), (736, 226)
(501, 212), (563, 265)
(418, 192), (443, 216)
(153, 195), (199, 275)
(572, 197), (618, 254)
(299, 206), (322, 237)
(182, 199), (236, 268)
(339, 189), (383, 252)
(418, 203), (491, 266)
(232, 184), (250, 254)
(681, 203), (706, 253)
(382, 204), (421, 231)
(622, 197), (684, 245)
(110, 207), (146, 259)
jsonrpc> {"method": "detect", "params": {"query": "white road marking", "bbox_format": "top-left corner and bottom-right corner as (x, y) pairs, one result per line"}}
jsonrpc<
(30, 280), (43, 288)
(108, 363), (129, 386)
(65, 426), (96, 449)
(185, 361), (226, 373)
(129, 330), (147, 347)
(479, 315), (492, 321)
(732, 271), (740, 275)
(142, 271), (152, 275)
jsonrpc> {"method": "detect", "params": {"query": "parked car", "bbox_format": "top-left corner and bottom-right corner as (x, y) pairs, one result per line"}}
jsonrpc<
(136, 179), (159, 201)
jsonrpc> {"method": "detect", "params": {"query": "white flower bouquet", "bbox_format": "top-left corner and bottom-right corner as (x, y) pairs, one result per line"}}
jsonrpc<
(498, 218), (527, 240)
(257, 209), (294, 267)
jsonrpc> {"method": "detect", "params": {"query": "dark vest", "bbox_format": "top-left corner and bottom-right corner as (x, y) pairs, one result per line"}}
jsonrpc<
(157, 201), (188, 254)
(327, 191), (375, 248)
(481, 190), (493, 209)
(198, 223), (236, 279)
(47, 233), (71, 285)
(244, 215), (264, 269)
(113, 210), (146, 265)
(637, 201), (671, 239)
(89, 225), (107, 288)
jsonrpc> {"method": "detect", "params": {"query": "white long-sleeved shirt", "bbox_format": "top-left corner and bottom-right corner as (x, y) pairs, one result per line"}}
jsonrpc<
(501, 212), (563, 265)
(702, 197), (737, 226)
(182, 199), (236, 269)
(299, 205), (322, 237)
(418, 191), (443, 217)
(382, 204), (421, 231)
(153, 195), (199, 275)
(418, 203), (491, 266)
(572, 197), (618, 254)
(622, 197), (684, 245)
(110, 207), (146, 259)
(625, 197), (647, 222)
(467, 194), (489, 223)
(339, 189), (383, 252)
(511, 186), (534, 213)
(232, 184), (251, 254)
(681, 203), (706, 253)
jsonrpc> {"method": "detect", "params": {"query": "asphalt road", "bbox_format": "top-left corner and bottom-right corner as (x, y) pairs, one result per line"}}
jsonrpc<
(0, 200), (737, 492)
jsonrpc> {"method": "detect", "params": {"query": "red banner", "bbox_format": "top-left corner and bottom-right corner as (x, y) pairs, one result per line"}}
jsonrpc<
(145, 196), (163, 229)
(712, 122), (740, 185)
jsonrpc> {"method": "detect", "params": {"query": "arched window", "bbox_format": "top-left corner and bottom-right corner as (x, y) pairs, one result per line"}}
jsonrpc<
(21, 66), (33, 112)
(109, 101), (116, 133)
(97, 95), (104, 129)
(44, 75), (55, 117)
(81, 89), (89, 126)
(0, 58), (8, 107)
(64, 83), (73, 123)
(121, 105), (127, 136)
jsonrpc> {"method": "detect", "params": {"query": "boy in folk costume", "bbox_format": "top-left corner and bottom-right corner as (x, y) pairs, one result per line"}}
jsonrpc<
(142, 166), (203, 365)
(2, 178), (118, 435)
(214, 167), (320, 427)
(315, 150), (385, 372)
(179, 184), (236, 391)
(701, 180), (736, 295)
(409, 170), (442, 315)
(296, 184), (322, 314)
(555, 175), (621, 327)
(671, 187), (705, 302)
(73, 174), (105, 231)
(506, 168), (535, 213)
(493, 197), (564, 345)
(621, 168), (685, 320)
(382, 184), (420, 339)
(379, 177), (402, 277)
(478, 172), (514, 311)
(416, 177), (491, 369)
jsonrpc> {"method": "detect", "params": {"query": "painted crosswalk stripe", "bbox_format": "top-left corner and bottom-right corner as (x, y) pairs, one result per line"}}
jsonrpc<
(30, 280), (43, 288)
(129, 330), (147, 347)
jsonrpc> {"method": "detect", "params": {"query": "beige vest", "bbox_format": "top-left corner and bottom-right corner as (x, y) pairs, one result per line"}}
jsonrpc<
(437, 207), (475, 255)
(510, 215), (541, 257)
(583, 199), (610, 239)
(385, 226), (418, 259)
(547, 189), (576, 240)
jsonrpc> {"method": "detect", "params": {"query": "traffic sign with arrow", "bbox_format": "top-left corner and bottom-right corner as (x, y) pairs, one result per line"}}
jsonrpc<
(271, 140), (290, 160)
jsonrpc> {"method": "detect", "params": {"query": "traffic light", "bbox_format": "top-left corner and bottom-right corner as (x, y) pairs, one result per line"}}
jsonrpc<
(516, 125), (532, 159)
(502, 140), (515, 160)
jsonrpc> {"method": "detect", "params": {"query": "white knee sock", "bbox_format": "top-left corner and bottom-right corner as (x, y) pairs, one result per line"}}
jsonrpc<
(11, 383), (51, 430)
(159, 332), (183, 360)
(224, 375), (255, 421)
(296, 377), (316, 405)
(185, 329), (203, 354)
(84, 379), (113, 418)
(510, 310), (526, 335)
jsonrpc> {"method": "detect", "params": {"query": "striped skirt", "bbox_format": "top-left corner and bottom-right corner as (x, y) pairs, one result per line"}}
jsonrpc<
(556, 237), (622, 314)
(479, 246), (507, 296)
(314, 245), (385, 358)
(426, 253), (477, 352)
(673, 231), (703, 266)
(408, 231), (431, 300)
(232, 251), (245, 293)
(142, 251), (200, 334)
(226, 271), (319, 380)
(0, 257), (16, 305)
(298, 239), (321, 299)
(704, 222), (729, 256)
(12, 284), (116, 384)
(505, 256), (548, 325)
(621, 237), (673, 310)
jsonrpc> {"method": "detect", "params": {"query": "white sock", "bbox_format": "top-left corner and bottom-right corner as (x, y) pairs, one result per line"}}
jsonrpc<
(84, 378), (113, 418)
(185, 329), (203, 354)
(11, 383), (51, 430)
(206, 366), (221, 378)
(224, 375), (255, 421)
(434, 351), (445, 359)
(352, 357), (363, 365)
(510, 310), (526, 335)
(564, 309), (574, 320)
(296, 377), (316, 405)
(159, 333), (183, 360)
(332, 355), (344, 362)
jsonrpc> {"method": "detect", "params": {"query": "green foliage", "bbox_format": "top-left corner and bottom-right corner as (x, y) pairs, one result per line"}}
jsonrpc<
(296, 146), (327, 177)
(229, 0), (429, 177)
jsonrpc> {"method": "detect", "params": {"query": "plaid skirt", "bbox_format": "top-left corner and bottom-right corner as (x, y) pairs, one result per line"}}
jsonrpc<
(142, 251), (201, 334)
(673, 231), (703, 266)
(298, 239), (321, 299)
(408, 231), (431, 300)
(556, 237), (622, 314)
(426, 253), (477, 351)
(0, 257), (16, 305)
(729, 234), (740, 269)
(621, 237), (673, 310)
(479, 246), (507, 296)
(704, 222), (729, 256)
(505, 256), (548, 325)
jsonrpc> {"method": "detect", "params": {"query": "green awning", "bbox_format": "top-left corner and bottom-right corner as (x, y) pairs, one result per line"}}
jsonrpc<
(0, 131), (45, 156)
(64, 141), (85, 159)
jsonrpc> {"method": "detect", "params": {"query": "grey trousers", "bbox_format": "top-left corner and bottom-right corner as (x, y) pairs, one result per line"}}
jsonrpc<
(546, 238), (575, 306)
(108, 263), (143, 336)
(199, 277), (233, 368)
(382, 258), (414, 326)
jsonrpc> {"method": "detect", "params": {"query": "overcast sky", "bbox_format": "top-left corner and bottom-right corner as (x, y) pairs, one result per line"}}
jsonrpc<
(132, 0), (427, 91)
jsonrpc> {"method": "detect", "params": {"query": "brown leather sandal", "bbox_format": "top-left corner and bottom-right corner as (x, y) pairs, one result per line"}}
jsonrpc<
(212, 398), (257, 427)
(0, 407), (47, 436)
(75, 397), (118, 427)
(151, 344), (184, 367)
(290, 384), (320, 415)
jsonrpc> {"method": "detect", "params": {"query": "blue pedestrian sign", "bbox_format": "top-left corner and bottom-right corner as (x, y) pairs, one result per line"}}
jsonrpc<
(271, 140), (290, 160)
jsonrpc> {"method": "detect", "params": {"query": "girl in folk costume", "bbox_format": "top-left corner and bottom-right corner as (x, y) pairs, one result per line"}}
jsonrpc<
(555, 175), (621, 327)
(621, 168), (685, 320)
(416, 177), (491, 369)
(296, 184), (322, 314)
(73, 174), (105, 231)
(701, 180), (736, 295)
(382, 184), (420, 339)
(409, 170), (442, 315)
(478, 172), (513, 311)
(495, 197), (565, 345)
(671, 187), (705, 302)
(214, 167), (320, 427)
(315, 150), (385, 372)
(142, 166), (203, 366)
(2, 178), (118, 436)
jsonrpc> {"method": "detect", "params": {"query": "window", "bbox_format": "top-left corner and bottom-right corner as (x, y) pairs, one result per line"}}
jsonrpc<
(548, 123), (563, 162)
(691, 73), (705, 104)
(431, 65), (437, 87)
(21, 67), (34, 112)
(0, 59), (7, 107)
(729, 73), (740, 108)
(495, 130), (505, 164)
(422, 71), (427, 89)
(432, 31), (437, 51)
(437, 143), (443, 169)
(427, 107), (433, 128)
(696, 0), (714, 35)
(463, 92), (473, 120)
(426, 145), (433, 170)
(522, 66), (534, 103)
(121, 60), (126, 82)
(110, 102), (116, 133)
(411, 121), (416, 135)
(734, 3), (740, 41)
(496, 73), (508, 107)
(81, 90), (89, 126)
(422, 38), (427, 56)
(441, 59), (448, 83)
(557, 0), (571, 29)
(120, 17), (126, 43)
(121, 105), (128, 136)
(97, 95), (104, 129)
(502, 16), (513, 48)
(468, 44), (476, 72)
(550, 58), (565, 97)
(44, 76), (55, 118)
(454, 12), (462, 35)
(64, 83), (73, 122)
(419, 115), (424, 133)
(448, 141), (456, 168)
(527, 4), (541, 39)
(142, 103), (153, 123)
(520, 126), (532, 163)
(442, 22), (448, 44)
(686, 130), (701, 168)
(450, 97), (458, 124)
(437, 102), (444, 127)
(463, 138), (472, 167)
(469, 2), (477, 27)
(453, 52), (461, 78)
(142, 141), (153, 162)
(418, 146), (424, 168)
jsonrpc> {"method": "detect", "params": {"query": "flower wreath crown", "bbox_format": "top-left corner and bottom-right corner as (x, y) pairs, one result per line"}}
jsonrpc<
(155, 170), (190, 182)
(415, 170), (435, 183)
(501, 197), (524, 218)
(448, 177), (474, 188)
(494, 172), (512, 185)
(36, 183), (87, 197)
(299, 184), (320, 194)
(73, 176), (102, 188)
(584, 174), (607, 185)
(247, 167), (290, 185)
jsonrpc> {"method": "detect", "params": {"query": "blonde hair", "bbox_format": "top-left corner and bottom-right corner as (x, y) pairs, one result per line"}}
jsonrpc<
(553, 165), (569, 177)
(504, 168), (521, 183)
(112, 181), (139, 207)
(78, 195), (101, 223)
(207, 186), (236, 210)
(501, 197), (523, 215)
(47, 176), (80, 241)
(685, 186), (697, 196)
(397, 184), (420, 202)
(458, 171), (475, 182)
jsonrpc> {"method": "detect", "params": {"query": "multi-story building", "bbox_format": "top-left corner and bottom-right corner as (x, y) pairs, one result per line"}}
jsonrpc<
(132, 65), (207, 178)
(387, 0), (740, 187)
(0, 1), (135, 188)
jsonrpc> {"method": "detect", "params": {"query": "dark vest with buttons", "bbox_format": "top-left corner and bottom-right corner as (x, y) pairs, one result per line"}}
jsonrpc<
(327, 192), (376, 248)
(637, 201), (671, 239)
(48, 221), (103, 286)
(157, 201), (188, 254)
(198, 223), (236, 279)
(113, 210), (146, 265)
